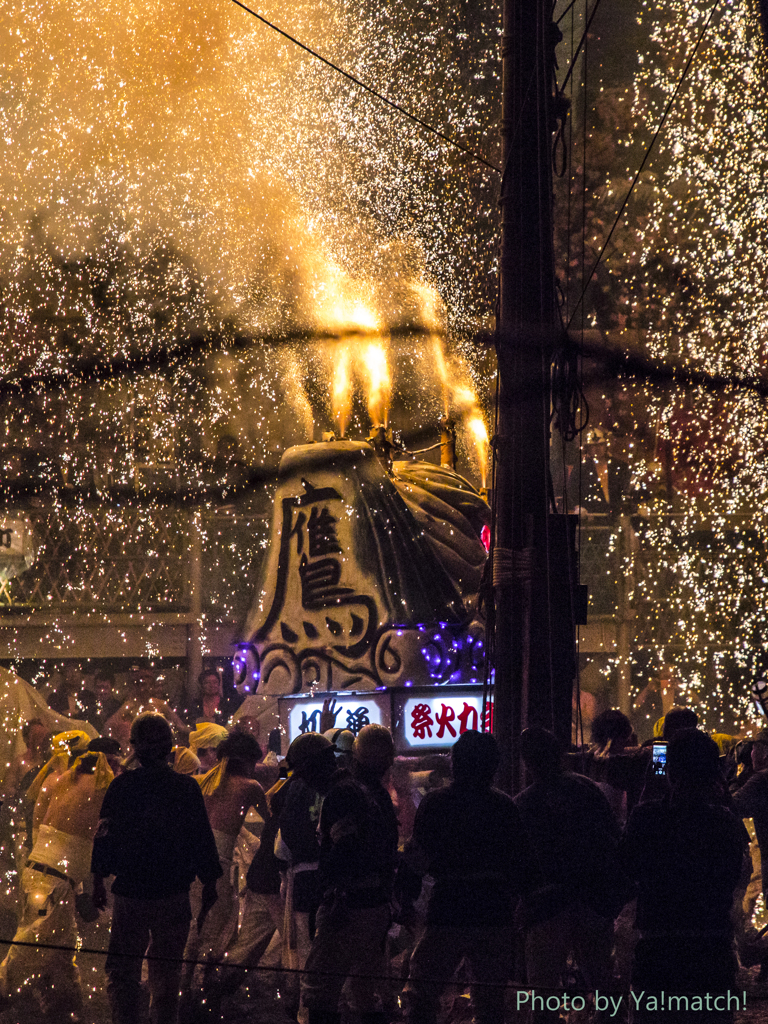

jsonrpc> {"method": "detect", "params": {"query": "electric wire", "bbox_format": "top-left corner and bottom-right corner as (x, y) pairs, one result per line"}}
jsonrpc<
(558, 0), (604, 94)
(565, 0), (724, 332)
(0, 931), (581, 992)
(229, 0), (501, 174)
(556, 0), (580, 26)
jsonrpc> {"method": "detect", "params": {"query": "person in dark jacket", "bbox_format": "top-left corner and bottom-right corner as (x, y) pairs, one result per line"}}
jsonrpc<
(403, 730), (537, 1024)
(621, 728), (748, 1023)
(515, 727), (627, 1022)
(92, 713), (222, 1024)
(301, 724), (399, 1024)
(733, 729), (768, 896)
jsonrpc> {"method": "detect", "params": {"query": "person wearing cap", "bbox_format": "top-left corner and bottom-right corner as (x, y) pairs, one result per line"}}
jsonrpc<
(323, 727), (355, 768)
(301, 724), (399, 1024)
(92, 713), (222, 1024)
(0, 737), (119, 1022)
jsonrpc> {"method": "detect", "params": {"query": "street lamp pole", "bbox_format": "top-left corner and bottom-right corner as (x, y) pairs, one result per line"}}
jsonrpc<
(494, 0), (569, 792)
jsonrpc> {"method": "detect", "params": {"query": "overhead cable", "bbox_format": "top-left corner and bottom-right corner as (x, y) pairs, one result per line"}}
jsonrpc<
(565, 0), (724, 331)
(229, 0), (501, 173)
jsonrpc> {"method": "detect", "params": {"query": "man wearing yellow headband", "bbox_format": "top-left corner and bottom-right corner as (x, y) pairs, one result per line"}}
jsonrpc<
(26, 730), (92, 845)
(0, 737), (119, 1022)
(183, 732), (269, 1016)
(188, 722), (230, 771)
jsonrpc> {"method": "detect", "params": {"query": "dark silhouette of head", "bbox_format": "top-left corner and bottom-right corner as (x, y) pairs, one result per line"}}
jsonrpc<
(451, 730), (500, 788)
(667, 728), (721, 787)
(663, 706), (699, 740)
(591, 709), (633, 747)
(353, 724), (395, 779)
(76, 736), (123, 775)
(217, 731), (262, 775)
(130, 713), (173, 765)
(519, 727), (562, 779)
(22, 719), (50, 754)
(286, 732), (337, 792)
(88, 736), (121, 757)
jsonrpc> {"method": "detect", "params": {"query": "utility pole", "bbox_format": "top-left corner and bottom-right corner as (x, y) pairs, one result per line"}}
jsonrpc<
(494, 0), (574, 792)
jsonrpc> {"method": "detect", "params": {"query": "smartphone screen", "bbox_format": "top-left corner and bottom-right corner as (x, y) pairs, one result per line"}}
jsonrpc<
(652, 741), (667, 777)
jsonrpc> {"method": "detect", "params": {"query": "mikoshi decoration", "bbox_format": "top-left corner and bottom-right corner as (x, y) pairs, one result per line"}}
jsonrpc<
(234, 439), (489, 732)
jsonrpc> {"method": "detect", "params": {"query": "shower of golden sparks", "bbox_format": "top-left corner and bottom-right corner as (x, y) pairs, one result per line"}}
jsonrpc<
(466, 414), (490, 489)
(432, 336), (450, 417)
(573, 0), (768, 730)
(331, 344), (353, 438)
(280, 353), (314, 441)
(428, 336), (490, 482)
(0, 0), (498, 657)
(362, 341), (392, 427)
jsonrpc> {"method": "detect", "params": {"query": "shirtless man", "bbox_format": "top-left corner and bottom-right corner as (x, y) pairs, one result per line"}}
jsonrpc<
(26, 729), (92, 846)
(183, 731), (269, 1008)
(104, 668), (187, 750)
(0, 737), (119, 1023)
(3, 720), (51, 867)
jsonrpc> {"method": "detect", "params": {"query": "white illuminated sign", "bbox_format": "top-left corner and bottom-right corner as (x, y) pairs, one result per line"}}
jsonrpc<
(285, 696), (384, 744)
(400, 693), (491, 748)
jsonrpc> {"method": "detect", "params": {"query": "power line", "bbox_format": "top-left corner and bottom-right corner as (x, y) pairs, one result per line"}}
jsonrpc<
(0, 932), (575, 992)
(577, 334), (768, 398)
(0, 323), (444, 398)
(565, 0), (724, 331)
(229, 0), (501, 174)
(558, 0), (604, 94)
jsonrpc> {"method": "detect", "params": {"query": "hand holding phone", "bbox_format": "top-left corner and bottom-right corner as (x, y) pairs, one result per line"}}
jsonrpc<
(651, 741), (667, 777)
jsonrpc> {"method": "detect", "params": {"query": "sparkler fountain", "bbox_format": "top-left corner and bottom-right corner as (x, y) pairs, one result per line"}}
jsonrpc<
(0, 0), (498, 674)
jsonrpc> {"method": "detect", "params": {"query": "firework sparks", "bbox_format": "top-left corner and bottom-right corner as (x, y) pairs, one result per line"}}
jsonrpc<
(466, 415), (490, 489)
(361, 341), (391, 428)
(331, 344), (352, 438)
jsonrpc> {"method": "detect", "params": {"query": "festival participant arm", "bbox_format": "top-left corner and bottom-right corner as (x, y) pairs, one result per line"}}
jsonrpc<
(249, 779), (270, 823)
(732, 772), (768, 820)
(188, 779), (224, 925)
(91, 779), (120, 911)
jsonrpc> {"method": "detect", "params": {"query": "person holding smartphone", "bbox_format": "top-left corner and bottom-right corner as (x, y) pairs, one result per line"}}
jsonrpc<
(620, 729), (748, 1022)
